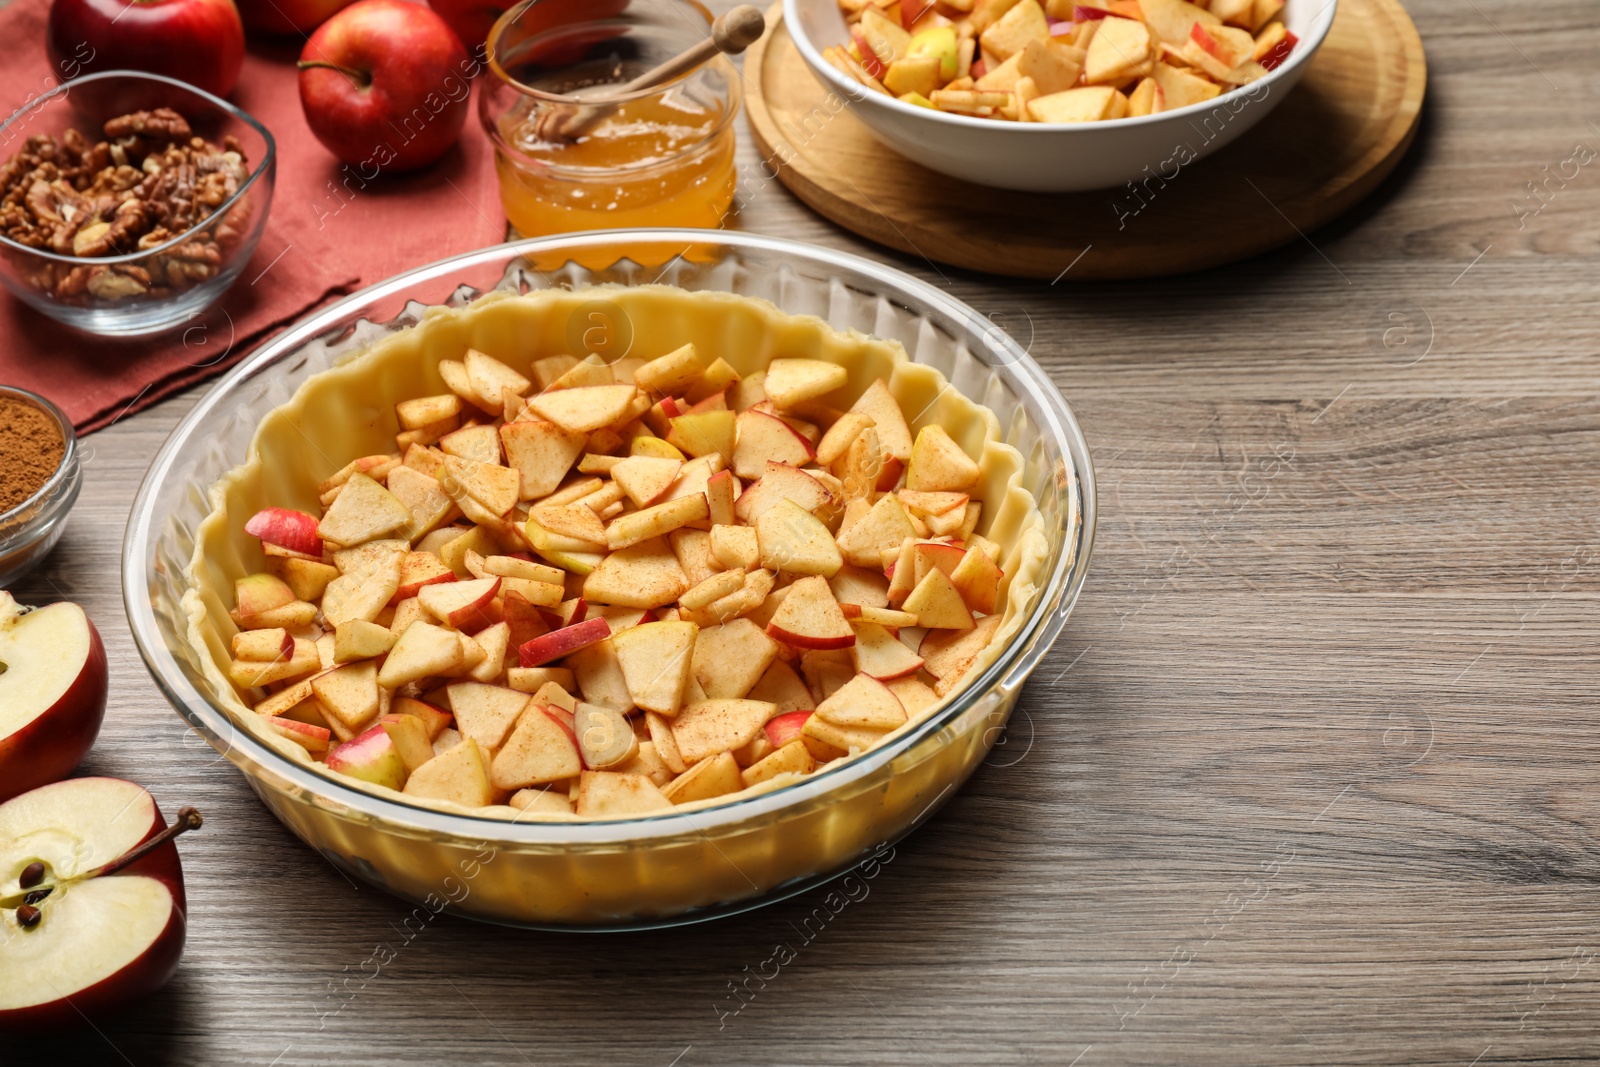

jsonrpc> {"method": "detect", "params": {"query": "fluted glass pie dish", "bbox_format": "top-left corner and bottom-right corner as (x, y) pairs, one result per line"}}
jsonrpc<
(124, 231), (1095, 928)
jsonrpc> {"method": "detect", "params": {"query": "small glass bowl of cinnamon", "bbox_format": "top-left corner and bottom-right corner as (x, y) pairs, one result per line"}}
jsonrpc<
(0, 386), (81, 587)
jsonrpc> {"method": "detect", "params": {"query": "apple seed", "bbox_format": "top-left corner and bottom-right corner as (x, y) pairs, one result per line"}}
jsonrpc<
(23, 887), (52, 905)
(18, 861), (44, 888)
(15, 903), (40, 928)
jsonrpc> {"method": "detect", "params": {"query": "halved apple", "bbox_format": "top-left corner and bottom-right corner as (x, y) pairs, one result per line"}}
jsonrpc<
(0, 595), (109, 803)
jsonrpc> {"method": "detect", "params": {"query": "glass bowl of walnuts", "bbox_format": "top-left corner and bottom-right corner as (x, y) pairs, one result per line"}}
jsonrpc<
(0, 70), (276, 338)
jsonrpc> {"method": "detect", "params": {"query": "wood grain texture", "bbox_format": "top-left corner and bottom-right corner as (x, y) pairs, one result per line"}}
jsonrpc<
(10, 0), (1600, 1063)
(744, 0), (1426, 278)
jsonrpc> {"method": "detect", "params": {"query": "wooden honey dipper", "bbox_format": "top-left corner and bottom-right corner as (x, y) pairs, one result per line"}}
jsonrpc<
(532, 4), (766, 142)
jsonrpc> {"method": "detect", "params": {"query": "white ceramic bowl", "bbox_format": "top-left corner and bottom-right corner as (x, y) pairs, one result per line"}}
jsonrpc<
(783, 0), (1338, 192)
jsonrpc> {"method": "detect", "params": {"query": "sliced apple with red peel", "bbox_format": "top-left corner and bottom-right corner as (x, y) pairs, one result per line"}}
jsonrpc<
(235, 572), (295, 616)
(850, 622), (926, 680)
(732, 408), (815, 479)
(898, 490), (969, 518)
(704, 469), (738, 527)
(0, 778), (201, 1032)
(735, 461), (837, 525)
(395, 550), (457, 601)
(244, 507), (324, 557)
(763, 709), (813, 750)
(418, 575), (500, 629)
(741, 740), (817, 787)
(756, 498), (843, 578)
(913, 540), (968, 585)
(814, 673), (907, 731)
(526, 384), (638, 434)
(392, 696), (452, 741)
(0, 596), (109, 804)
(766, 575), (856, 650)
(576, 770), (673, 815)
(326, 723), (407, 789)
(950, 545), (1003, 614)
(518, 616), (611, 667)
(227, 638), (320, 689)
(267, 716), (332, 753)
(491, 703), (583, 788)
(446, 682), (530, 752)
(403, 735), (494, 807)
(610, 621), (696, 714)
(378, 621), (466, 688)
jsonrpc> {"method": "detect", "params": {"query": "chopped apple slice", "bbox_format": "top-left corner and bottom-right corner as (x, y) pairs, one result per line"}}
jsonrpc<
(582, 538), (688, 610)
(490, 702), (581, 788)
(575, 770), (673, 815)
(333, 619), (397, 662)
(317, 473), (412, 547)
(764, 709), (813, 751)
(393, 696), (453, 740)
(766, 575), (855, 650)
(681, 568), (746, 612)
(886, 676), (939, 720)
(919, 613), (1003, 693)
(731, 408), (815, 479)
(850, 622), (926, 680)
(508, 787), (574, 815)
(526, 384), (638, 434)
(902, 568), (975, 630)
(232, 627), (293, 662)
(610, 620), (697, 714)
(394, 550), (456, 601)
(327, 723), (407, 789)
(950, 545), (1003, 614)
(606, 494), (709, 551)
(763, 358), (848, 410)
(609, 455), (683, 509)
(670, 699), (775, 764)
(446, 682), (529, 751)
(311, 661), (381, 737)
(441, 455), (519, 519)
(397, 393), (462, 431)
(661, 751), (744, 804)
(734, 462), (838, 526)
(404, 735), (494, 807)
(439, 424), (502, 466)
(801, 713), (889, 756)
(266, 555), (340, 602)
(830, 565), (891, 610)
(245, 507), (324, 557)
(566, 637), (634, 712)
(634, 342), (707, 394)
(378, 712), (436, 773)
(837, 495), (917, 568)
(815, 672), (908, 731)
(228, 637), (320, 688)
(235, 572), (295, 616)
(746, 660), (814, 713)
(691, 618), (778, 700)
(382, 465), (453, 540)
(575, 702), (639, 769)
(756, 499), (843, 578)
(517, 615), (611, 667)
(464, 348), (531, 401)
(378, 621), (465, 688)
(907, 425), (981, 492)
(267, 715), (332, 753)
(741, 741), (816, 787)
(665, 410), (736, 464)
(418, 575), (500, 629)
(912, 540), (967, 586)
(499, 420), (587, 500)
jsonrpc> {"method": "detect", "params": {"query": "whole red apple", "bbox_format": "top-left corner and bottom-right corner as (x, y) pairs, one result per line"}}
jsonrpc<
(0, 592), (109, 804)
(0, 779), (200, 1032)
(47, 0), (246, 99)
(235, 0), (352, 34)
(298, 0), (472, 174)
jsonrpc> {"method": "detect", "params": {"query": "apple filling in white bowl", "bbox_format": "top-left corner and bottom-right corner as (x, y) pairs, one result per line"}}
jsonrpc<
(183, 286), (1048, 820)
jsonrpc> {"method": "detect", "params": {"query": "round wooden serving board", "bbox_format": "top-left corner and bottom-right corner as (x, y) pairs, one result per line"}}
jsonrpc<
(744, 0), (1426, 280)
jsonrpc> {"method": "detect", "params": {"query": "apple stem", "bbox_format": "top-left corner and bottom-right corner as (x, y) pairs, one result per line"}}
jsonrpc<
(85, 807), (203, 881)
(296, 60), (372, 89)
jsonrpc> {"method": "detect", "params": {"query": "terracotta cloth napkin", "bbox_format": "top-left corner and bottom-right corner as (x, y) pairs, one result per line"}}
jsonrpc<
(0, 0), (505, 433)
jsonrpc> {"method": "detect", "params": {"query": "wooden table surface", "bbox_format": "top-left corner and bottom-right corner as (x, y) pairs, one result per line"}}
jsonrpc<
(14, 1), (1600, 1063)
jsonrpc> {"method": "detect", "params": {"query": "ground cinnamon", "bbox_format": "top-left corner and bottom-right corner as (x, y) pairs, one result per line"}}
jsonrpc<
(0, 396), (65, 513)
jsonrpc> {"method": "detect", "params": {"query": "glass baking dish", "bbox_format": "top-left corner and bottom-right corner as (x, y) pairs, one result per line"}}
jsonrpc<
(123, 231), (1096, 929)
